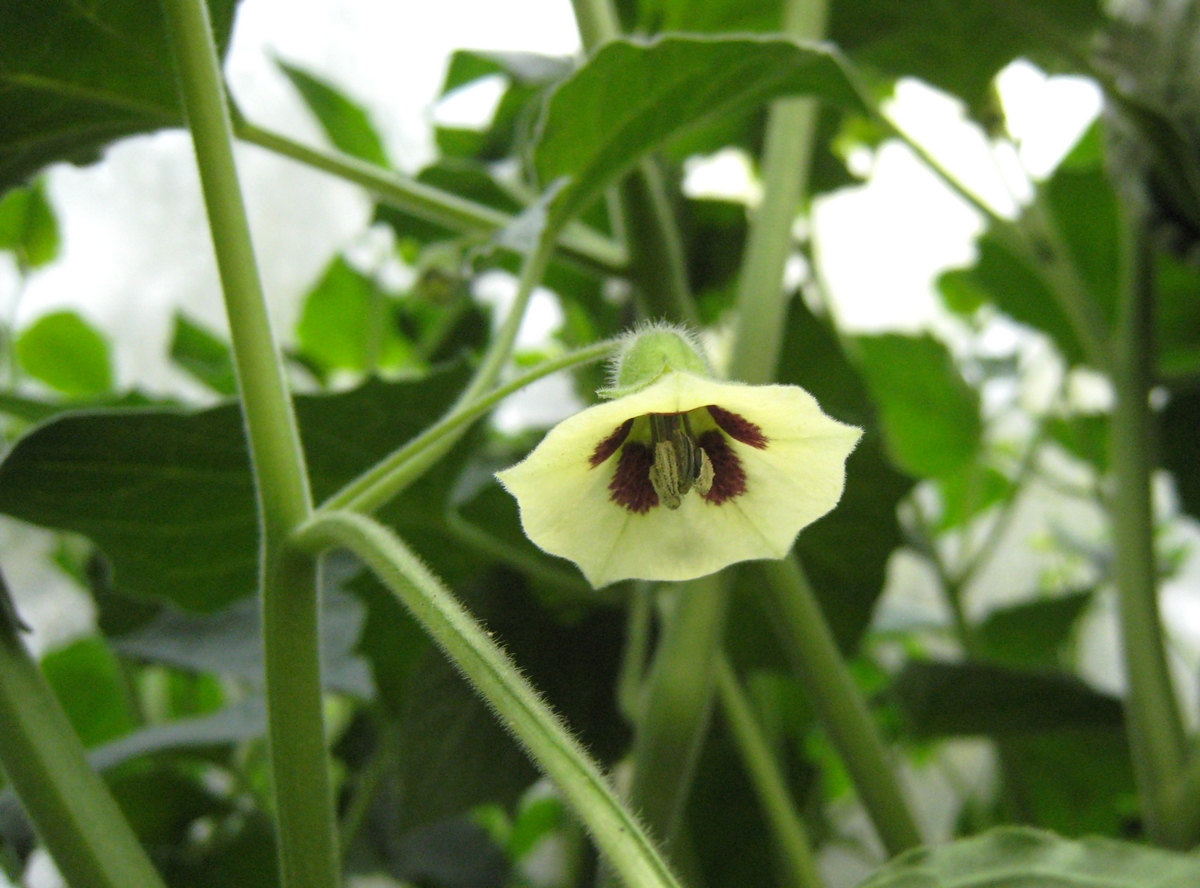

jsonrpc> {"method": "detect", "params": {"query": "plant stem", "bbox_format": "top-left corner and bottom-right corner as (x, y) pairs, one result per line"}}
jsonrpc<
(728, 0), (828, 386)
(322, 337), (617, 514)
(234, 116), (627, 276)
(0, 586), (167, 888)
(1109, 195), (1188, 847)
(761, 556), (922, 857)
(291, 512), (683, 888)
(714, 653), (824, 888)
(161, 2), (337, 886)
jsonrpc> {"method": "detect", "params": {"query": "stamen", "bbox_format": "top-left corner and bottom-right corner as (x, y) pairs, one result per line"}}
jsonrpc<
(650, 440), (684, 510)
(590, 419), (634, 467)
(698, 431), (747, 504)
(707, 406), (768, 449)
(695, 449), (714, 497)
(608, 442), (658, 514)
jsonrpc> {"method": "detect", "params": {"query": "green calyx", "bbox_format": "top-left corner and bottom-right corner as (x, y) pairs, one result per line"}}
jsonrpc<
(599, 325), (712, 399)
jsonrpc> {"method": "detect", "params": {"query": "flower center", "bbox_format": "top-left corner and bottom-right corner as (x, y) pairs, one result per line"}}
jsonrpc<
(591, 406), (768, 514)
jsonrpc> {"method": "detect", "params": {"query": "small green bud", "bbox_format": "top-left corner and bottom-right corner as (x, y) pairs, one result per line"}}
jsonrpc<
(598, 324), (712, 399)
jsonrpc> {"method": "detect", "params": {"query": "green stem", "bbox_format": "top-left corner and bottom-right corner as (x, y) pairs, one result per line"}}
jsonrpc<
(233, 116), (626, 276)
(714, 653), (824, 888)
(161, 3), (337, 886)
(1109, 197), (1188, 847)
(761, 556), (922, 856)
(629, 574), (728, 852)
(291, 512), (683, 888)
(0, 588), (167, 888)
(322, 337), (617, 514)
(617, 583), (654, 724)
(728, 0), (828, 385)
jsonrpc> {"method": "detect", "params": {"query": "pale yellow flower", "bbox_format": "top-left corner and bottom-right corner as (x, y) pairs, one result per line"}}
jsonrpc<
(497, 368), (861, 587)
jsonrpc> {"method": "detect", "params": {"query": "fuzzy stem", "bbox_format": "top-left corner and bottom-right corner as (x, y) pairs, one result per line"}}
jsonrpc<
(714, 653), (824, 888)
(291, 512), (682, 888)
(761, 556), (922, 856)
(160, 3), (336, 886)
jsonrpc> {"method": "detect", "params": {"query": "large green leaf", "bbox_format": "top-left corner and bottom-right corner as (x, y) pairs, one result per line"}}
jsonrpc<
(1162, 387), (1200, 522)
(859, 826), (1200, 888)
(1155, 250), (1200, 379)
(15, 310), (113, 397)
(0, 366), (472, 611)
(277, 60), (390, 168)
(0, 0), (237, 191)
(852, 334), (982, 479)
(533, 35), (865, 223)
(976, 591), (1093, 671)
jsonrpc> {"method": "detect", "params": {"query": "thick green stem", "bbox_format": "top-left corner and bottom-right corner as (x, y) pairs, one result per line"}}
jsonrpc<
(761, 556), (922, 856)
(234, 117), (627, 276)
(714, 653), (823, 888)
(0, 590), (167, 888)
(291, 512), (682, 888)
(728, 0), (828, 385)
(1110, 201), (1188, 847)
(161, 2), (336, 885)
(629, 574), (728, 851)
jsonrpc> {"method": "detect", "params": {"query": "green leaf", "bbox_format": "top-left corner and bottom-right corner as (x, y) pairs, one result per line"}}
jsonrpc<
(1155, 250), (1200, 379)
(0, 0), (237, 191)
(0, 366), (472, 611)
(375, 159), (524, 245)
(169, 313), (237, 396)
(937, 463), (1013, 531)
(1162, 388), (1200, 522)
(277, 60), (389, 167)
(40, 636), (138, 747)
(15, 310), (113, 397)
(1047, 414), (1109, 472)
(533, 35), (865, 224)
(859, 827), (1200, 888)
(441, 49), (571, 95)
(852, 334), (982, 479)
(0, 178), (59, 270)
(1043, 164), (1120, 332)
(976, 590), (1094, 670)
(891, 659), (1123, 738)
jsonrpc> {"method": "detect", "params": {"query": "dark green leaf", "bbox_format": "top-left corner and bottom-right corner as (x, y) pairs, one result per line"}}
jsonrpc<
(891, 659), (1123, 738)
(169, 313), (237, 396)
(533, 36), (865, 224)
(1047, 413), (1109, 473)
(852, 333), (982, 479)
(0, 0), (236, 191)
(1162, 387), (1200, 522)
(16, 310), (113, 397)
(0, 178), (59, 270)
(40, 636), (137, 747)
(1043, 165), (1120, 332)
(938, 463), (1013, 531)
(1155, 251), (1200, 379)
(375, 159), (524, 244)
(277, 60), (389, 167)
(0, 366), (472, 611)
(976, 590), (1094, 670)
(859, 827), (1199, 888)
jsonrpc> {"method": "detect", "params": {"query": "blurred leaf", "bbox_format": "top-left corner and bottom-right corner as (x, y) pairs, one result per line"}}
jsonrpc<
(976, 590), (1094, 670)
(853, 333), (982, 479)
(534, 36), (866, 223)
(162, 810), (279, 888)
(0, 179), (59, 270)
(108, 760), (231, 850)
(891, 659), (1123, 738)
(441, 49), (572, 95)
(1043, 165), (1120, 331)
(295, 256), (414, 376)
(859, 827), (1198, 888)
(0, 366), (472, 611)
(15, 310), (113, 397)
(777, 300), (914, 650)
(40, 636), (137, 747)
(374, 159), (524, 245)
(1048, 414), (1109, 473)
(1155, 250), (1200, 379)
(506, 796), (563, 862)
(170, 313), (237, 396)
(1162, 387), (1200, 522)
(277, 60), (389, 167)
(938, 463), (1013, 531)
(0, 0), (237, 191)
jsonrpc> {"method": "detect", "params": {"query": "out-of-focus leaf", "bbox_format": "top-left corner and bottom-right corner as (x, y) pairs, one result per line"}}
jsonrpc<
(295, 256), (414, 376)
(1155, 251), (1200, 379)
(938, 463), (1013, 531)
(441, 49), (572, 95)
(534, 36), (865, 223)
(891, 659), (1123, 738)
(0, 179), (58, 270)
(374, 159), (524, 245)
(277, 60), (389, 168)
(1043, 165), (1120, 332)
(777, 300), (914, 650)
(169, 313), (237, 396)
(1162, 387), (1200, 522)
(0, 366), (472, 612)
(108, 760), (232, 850)
(976, 590), (1094, 670)
(40, 636), (137, 747)
(859, 827), (1199, 888)
(0, 0), (237, 191)
(1048, 414), (1109, 473)
(162, 811), (279, 888)
(15, 310), (113, 397)
(853, 333), (982, 479)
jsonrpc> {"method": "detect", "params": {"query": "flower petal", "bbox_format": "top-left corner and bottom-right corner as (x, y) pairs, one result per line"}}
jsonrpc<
(495, 372), (861, 587)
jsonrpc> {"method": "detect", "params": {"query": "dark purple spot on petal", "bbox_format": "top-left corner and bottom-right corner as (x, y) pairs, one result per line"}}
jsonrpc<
(698, 430), (747, 505)
(609, 442), (658, 514)
(706, 405), (768, 449)
(590, 418), (634, 468)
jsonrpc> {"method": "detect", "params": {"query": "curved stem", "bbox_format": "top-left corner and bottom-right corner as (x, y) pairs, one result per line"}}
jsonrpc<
(714, 652), (824, 888)
(291, 512), (683, 888)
